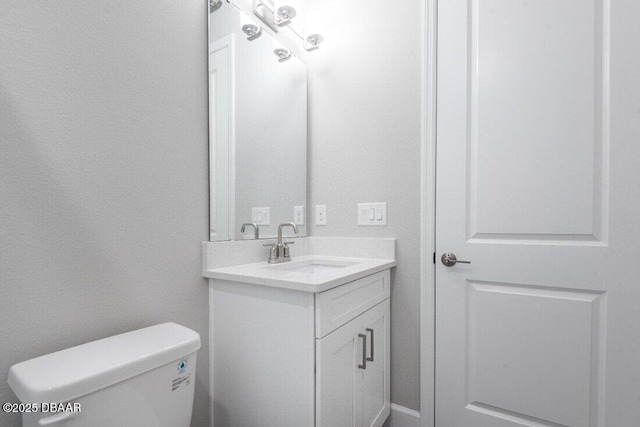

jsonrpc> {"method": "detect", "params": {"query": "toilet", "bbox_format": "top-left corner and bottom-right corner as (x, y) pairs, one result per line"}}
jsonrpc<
(7, 322), (200, 427)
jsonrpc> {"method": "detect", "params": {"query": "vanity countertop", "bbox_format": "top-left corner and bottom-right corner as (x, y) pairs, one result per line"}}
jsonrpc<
(202, 255), (397, 293)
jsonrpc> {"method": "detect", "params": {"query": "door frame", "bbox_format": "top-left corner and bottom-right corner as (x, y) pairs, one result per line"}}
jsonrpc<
(420, 0), (437, 426)
(208, 35), (236, 242)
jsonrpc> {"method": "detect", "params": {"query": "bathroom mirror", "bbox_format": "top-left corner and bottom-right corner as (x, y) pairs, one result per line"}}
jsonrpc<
(209, 1), (308, 241)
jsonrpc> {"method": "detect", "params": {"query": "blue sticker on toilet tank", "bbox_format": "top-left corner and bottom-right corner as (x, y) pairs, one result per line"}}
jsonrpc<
(178, 358), (187, 374)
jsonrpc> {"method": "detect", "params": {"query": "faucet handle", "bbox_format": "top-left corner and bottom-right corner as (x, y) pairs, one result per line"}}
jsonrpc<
(263, 242), (276, 247)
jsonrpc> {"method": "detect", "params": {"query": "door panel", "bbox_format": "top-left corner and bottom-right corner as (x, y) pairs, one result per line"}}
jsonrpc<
(469, 0), (607, 240)
(316, 315), (363, 427)
(362, 301), (390, 427)
(467, 282), (605, 427)
(436, 0), (640, 426)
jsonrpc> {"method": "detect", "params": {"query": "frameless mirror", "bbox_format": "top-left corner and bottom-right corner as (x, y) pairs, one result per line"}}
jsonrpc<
(209, 1), (307, 241)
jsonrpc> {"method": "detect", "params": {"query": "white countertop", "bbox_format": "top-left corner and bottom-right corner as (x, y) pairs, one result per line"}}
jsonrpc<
(203, 255), (397, 293)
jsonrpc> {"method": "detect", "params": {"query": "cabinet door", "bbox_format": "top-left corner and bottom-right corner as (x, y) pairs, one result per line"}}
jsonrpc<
(361, 300), (391, 427)
(316, 315), (364, 427)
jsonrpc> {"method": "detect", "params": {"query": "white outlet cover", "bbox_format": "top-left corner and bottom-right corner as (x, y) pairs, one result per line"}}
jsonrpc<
(251, 207), (270, 226)
(315, 205), (327, 226)
(294, 206), (305, 226)
(358, 203), (386, 226)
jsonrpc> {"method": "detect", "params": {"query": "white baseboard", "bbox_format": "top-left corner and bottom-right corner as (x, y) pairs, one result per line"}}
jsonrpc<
(385, 404), (421, 427)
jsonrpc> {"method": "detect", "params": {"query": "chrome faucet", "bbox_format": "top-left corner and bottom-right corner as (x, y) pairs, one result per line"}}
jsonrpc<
(240, 222), (259, 239)
(265, 222), (299, 263)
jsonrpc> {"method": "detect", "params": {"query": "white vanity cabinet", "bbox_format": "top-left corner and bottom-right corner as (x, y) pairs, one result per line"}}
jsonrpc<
(209, 268), (391, 427)
(316, 298), (390, 427)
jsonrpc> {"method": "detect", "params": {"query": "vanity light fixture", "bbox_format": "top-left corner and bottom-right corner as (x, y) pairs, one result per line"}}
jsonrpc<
(273, 47), (292, 62)
(252, 0), (325, 53)
(242, 23), (263, 41)
(209, 0), (222, 13)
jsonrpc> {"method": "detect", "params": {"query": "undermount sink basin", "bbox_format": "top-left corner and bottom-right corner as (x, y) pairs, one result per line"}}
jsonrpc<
(265, 258), (360, 274)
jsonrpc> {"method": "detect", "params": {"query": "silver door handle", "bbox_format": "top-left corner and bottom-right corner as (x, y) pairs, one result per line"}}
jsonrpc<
(441, 253), (471, 267)
(366, 328), (374, 362)
(358, 334), (367, 369)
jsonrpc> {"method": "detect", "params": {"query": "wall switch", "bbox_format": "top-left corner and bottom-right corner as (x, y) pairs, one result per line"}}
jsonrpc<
(358, 203), (387, 225)
(315, 205), (327, 226)
(367, 208), (375, 220)
(251, 207), (270, 226)
(294, 206), (305, 226)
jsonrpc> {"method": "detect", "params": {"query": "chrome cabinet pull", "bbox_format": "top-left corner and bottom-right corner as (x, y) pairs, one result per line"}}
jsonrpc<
(358, 334), (367, 369)
(441, 252), (471, 267)
(366, 328), (374, 362)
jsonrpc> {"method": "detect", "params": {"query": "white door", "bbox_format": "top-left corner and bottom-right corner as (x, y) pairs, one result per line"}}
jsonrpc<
(435, 0), (640, 426)
(362, 301), (391, 427)
(316, 315), (364, 427)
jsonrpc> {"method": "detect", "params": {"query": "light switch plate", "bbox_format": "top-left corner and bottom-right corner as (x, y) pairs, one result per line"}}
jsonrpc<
(294, 206), (305, 226)
(251, 207), (270, 226)
(315, 205), (327, 226)
(358, 203), (387, 225)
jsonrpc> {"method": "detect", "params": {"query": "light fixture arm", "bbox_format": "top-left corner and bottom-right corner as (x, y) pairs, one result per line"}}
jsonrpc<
(253, 0), (281, 33)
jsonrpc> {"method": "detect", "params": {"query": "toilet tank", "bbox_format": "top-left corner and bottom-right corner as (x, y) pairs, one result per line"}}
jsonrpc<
(7, 322), (200, 427)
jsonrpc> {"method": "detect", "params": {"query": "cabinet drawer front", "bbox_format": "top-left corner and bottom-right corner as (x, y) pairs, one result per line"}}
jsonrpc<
(315, 270), (390, 338)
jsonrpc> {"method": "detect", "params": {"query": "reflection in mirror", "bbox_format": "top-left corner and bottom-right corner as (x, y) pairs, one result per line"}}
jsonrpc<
(209, 1), (307, 241)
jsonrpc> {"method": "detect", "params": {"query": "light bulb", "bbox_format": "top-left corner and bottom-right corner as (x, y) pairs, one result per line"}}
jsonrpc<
(303, 10), (325, 51)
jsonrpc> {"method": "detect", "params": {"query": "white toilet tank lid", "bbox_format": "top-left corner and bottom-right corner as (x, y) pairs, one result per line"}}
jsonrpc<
(8, 322), (200, 404)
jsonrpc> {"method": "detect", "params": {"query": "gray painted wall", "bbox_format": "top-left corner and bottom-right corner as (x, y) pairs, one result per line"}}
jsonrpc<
(306, 0), (424, 411)
(0, 1), (210, 426)
(1, 0), (423, 423)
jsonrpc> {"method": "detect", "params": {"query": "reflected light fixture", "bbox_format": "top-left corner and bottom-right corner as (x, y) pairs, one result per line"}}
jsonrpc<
(252, 0), (324, 53)
(242, 23), (263, 41)
(303, 10), (325, 51)
(303, 33), (323, 52)
(209, 0), (222, 13)
(275, 5), (296, 27)
(273, 47), (292, 62)
(231, 1), (325, 57)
